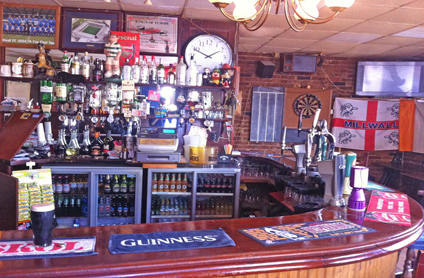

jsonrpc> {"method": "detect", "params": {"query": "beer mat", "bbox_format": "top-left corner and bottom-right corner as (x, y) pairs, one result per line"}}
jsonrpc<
(0, 237), (97, 260)
(364, 181), (395, 192)
(238, 219), (377, 247)
(108, 228), (235, 254)
(365, 190), (411, 226)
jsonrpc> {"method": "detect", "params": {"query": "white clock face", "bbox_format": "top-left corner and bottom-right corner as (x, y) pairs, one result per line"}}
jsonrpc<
(184, 34), (233, 70)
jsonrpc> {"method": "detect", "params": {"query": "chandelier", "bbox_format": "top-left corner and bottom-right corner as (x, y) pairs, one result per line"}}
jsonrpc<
(209, 0), (355, 32)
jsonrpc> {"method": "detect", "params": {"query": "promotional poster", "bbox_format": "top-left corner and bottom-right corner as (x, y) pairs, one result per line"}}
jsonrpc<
(111, 31), (140, 67)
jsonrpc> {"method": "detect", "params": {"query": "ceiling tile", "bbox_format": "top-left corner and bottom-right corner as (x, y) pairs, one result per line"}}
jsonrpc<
(254, 46), (302, 54)
(392, 26), (424, 38)
(240, 27), (284, 38)
(184, 8), (231, 21)
(332, 4), (395, 21)
(378, 46), (424, 57)
(343, 43), (400, 54)
(303, 18), (363, 32)
(329, 52), (376, 58)
(371, 7), (424, 24)
(122, 4), (182, 14)
(344, 21), (416, 35)
(277, 30), (337, 40)
(301, 41), (359, 53)
(58, 1), (121, 10)
(403, 0), (424, 8)
(324, 32), (382, 43)
(239, 37), (272, 45)
(352, 0), (415, 7)
(367, 36), (424, 46)
(264, 38), (317, 48)
(0, 0), (57, 4)
(239, 44), (262, 52)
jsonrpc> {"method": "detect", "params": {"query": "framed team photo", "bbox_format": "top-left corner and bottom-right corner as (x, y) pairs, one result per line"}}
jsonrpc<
(125, 13), (179, 55)
(0, 3), (60, 49)
(61, 8), (123, 52)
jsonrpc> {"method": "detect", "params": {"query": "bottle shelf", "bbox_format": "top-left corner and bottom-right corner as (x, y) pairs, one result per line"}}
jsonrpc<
(195, 215), (232, 219)
(152, 192), (191, 196)
(196, 192), (233, 196)
(151, 215), (190, 219)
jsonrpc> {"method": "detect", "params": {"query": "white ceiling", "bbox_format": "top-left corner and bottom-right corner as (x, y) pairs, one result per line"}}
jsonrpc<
(2, 0), (424, 58)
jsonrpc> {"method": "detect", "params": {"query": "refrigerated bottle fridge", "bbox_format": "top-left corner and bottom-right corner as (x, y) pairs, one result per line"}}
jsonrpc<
(146, 167), (240, 223)
(43, 166), (143, 228)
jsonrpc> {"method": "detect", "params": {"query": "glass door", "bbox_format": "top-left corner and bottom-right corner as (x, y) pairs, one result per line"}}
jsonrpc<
(45, 167), (91, 228)
(146, 169), (194, 223)
(194, 172), (238, 220)
(92, 167), (143, 227)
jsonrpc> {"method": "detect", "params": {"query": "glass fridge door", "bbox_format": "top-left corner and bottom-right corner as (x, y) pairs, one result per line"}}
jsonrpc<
(44, 167), (91, 228)
(92, 167), (143, 227)
(146, 169), (195, 224)
(194, 170), (240, 221)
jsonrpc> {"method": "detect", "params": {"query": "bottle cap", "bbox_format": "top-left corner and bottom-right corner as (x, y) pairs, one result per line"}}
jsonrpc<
(95, 132), (99, 138)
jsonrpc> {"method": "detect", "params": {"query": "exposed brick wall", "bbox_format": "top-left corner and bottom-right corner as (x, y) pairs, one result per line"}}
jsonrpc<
(232, 52), (419, 181)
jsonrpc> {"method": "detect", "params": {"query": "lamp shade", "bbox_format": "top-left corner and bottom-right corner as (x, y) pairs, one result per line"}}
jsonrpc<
(209, 0), (233, 8)
(325, 0), (354, 12)
(233, 0), (257, 20)
(294, 0), (319, 21)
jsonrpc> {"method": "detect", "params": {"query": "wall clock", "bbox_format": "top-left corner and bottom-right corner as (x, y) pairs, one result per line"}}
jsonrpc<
(183, 34), (234, 70)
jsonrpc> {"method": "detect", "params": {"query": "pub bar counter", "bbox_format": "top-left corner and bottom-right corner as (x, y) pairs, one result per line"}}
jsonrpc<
(0, 188), (421, 278)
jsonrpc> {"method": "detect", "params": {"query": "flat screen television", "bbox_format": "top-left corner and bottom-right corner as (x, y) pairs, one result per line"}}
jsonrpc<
(356, 61), (424, 97)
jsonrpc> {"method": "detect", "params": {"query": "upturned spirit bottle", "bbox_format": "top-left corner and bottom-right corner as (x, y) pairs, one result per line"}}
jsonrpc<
(149, 56), (157, 84)
(40, 80), (53, 104)
(79, 126), (91, 157)
(176, 56), (187, 86)
(157, 58), (165, 85)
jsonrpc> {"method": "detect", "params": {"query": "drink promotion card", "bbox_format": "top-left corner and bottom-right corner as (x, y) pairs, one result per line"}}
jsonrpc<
(12, 169), (54, 224)
(365, 191), (411, 226)
(111, 31), (140, 67)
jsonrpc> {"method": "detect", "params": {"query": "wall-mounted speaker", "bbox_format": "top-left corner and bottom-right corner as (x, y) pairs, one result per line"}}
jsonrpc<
(281, 54), (317, 73)
(256, 61), (275, 78)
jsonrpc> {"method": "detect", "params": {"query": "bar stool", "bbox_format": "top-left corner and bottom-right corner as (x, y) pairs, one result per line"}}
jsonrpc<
(402, 233), (424, 278)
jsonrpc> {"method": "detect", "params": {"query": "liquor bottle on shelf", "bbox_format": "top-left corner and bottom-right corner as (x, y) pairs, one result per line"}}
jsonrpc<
(89, 56), (95, 78)
(103, 130), (114, 153)
(140, 55), (149, 84)
(104, 174), (112, 194)
(158, 173), (164, 192)
(152, 173), (158, 192)
(167, 64), (176, 85)
(90, 132), (104, 157)
(67, 83), (74, 103)
(113, 175), (120, 194)
(80, 126), (91, 157)
(149, 56), (157, 84)
(40, 80), (53, 104)
(122, 59), (132, 81)
(92, 59), (103, 81)
(61, 50), (70, 73)
(120, 175), (128, 193)
(55, 82), (68, 103)
(176, 56), (186, 86)
(66, 129), (80, 157)
(81, 52), (90, 81)
(55, 129), (68, 158)
(131, 57), (141, 82)
(157, 58), (165, 85)
(71, 54), (81, 75)
(186, 55), (197, 86)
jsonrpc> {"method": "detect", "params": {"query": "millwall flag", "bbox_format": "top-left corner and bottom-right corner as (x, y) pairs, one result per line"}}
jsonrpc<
(332, 98), (399, 151)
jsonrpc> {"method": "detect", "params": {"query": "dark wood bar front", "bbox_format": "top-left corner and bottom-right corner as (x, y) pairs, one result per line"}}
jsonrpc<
(0, 194), (422, 278)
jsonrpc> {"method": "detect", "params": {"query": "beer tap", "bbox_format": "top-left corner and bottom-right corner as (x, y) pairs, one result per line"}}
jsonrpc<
(305, 108), (321, 172)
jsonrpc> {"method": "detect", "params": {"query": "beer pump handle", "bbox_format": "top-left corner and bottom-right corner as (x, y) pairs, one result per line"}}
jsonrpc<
(312, 108), (321, 129)
(282, 126), (287, 154)
(297, 108), (305, 137)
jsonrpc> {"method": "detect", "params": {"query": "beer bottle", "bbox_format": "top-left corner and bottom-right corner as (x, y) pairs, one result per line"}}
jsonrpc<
(117, 199), (123, 216)
(182, 174), (188, 192)
(123, 199), (129, 217)
(111, 199), (116, 217)
(83, 176), (89, 194)
(128, 177), (135, 193)
(176, 174), (182, 192)
(129, 196), (135, 216)
(76, 196), (82, 216)
(77, 175), (84, 193)
(70, 196), (76, 216)
(113, 175), (120, 193)
(62, 196), (69, 217)
(228, 178), (234, 194)
(105, 196), (111, 217)
(158, 173), (164, 192)
(104, 174), (112, 194)
(98, 175), (104, 195)
(98, 196), (105, 217)
(63, 175), (70, 194)
(164, 174), (170, 192)
(70, 175), (77, 194)
(120, 175), (128, 193)
(152, 173), (158, 192)
(170, 174), (176, 192)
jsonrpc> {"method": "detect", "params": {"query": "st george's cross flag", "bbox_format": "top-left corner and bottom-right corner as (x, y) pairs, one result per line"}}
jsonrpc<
(332, 98), (399, 151)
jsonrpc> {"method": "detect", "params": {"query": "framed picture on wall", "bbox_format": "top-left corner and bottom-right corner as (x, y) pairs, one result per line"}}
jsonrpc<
(0, 3), (61, 49)
(61, 8), (123, 52)
(125, 13), (179, 55)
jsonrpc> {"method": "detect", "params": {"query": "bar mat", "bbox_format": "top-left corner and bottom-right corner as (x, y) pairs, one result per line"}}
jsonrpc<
(364, 181), (395, 192)
(0, 237), (97, 260)
(365, 190), (411, 226)
(109, 228), (235, 254)
(238, 219), (377, 247)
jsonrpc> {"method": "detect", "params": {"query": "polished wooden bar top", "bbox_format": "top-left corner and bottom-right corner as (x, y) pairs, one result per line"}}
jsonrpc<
(0, 195), (422, 278)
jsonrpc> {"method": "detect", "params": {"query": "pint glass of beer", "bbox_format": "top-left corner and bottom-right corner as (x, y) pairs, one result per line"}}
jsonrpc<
(30, 203), (55, 247)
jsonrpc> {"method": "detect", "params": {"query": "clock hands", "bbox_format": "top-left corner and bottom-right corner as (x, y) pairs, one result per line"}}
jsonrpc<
(194, 48), (210, 58)
(205, 51), (220, 59)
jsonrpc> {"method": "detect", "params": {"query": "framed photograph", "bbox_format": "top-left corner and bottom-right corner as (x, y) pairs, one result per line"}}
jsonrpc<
(62, 8), (123, 52)
(0, 3), (61, 49)
(125, 13), (179, 55)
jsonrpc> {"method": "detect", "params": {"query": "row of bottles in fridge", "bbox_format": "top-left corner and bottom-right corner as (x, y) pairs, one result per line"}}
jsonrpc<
(52, 174), (89, 194)
(197, 174), (235, 194)
(54, 194), (88, 218)
(196, 197), (233, 216)
(152, 173), (191, 193)
(98, 195), (135, 218)
(98, 174), (136, 194)
(151, 196), (191, 216)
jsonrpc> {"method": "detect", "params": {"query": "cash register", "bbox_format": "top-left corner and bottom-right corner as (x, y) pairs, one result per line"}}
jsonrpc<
(136, 127), (181, 162)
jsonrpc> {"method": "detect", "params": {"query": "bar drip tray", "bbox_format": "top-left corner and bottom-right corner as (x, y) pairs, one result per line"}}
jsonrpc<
(136, 152), (181, 163)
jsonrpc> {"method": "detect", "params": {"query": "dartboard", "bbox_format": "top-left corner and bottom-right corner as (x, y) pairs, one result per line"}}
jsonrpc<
(293, 94), (322, 118)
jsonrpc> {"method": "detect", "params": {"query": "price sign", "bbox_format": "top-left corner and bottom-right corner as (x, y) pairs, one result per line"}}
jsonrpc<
(124, 110), (132, 118)
(122, 80), (135, 91)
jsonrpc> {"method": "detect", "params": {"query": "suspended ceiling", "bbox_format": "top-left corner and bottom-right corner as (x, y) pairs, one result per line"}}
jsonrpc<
(2, 0), (424, 58)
